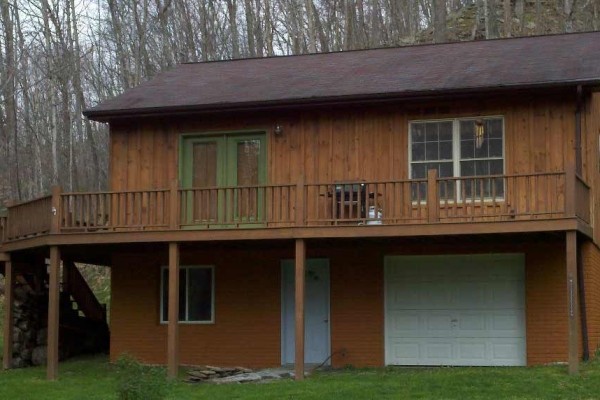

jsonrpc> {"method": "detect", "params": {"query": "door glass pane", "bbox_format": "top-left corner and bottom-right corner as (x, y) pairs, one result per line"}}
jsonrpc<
(237, 140), (260, 186)
(192, 142), (218, 222)
(236, 140), (261, 220)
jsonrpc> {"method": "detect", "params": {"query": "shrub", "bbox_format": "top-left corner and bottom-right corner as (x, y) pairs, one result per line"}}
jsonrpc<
(114, 355), (171, 400)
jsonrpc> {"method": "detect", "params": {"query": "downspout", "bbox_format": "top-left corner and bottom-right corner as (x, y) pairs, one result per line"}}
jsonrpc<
(575, 85), (589, 361)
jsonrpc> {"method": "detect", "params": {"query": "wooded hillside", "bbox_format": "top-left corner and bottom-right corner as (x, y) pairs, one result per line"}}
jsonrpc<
(0, 0), (599, 203)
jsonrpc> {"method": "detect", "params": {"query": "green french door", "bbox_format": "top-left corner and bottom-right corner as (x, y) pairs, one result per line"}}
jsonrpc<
(181, 133), (266, 227)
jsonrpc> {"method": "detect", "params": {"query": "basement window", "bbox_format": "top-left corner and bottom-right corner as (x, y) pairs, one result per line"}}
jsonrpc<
(160, 265), (214, 324)
(409, 117), (504, 201)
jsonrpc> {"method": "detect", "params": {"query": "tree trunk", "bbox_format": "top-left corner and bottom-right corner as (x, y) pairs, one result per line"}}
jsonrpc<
(227, 0), (241, 58)
(263, 0), (275, 56)
(484, 0), (499, 39)
(345, 0), (357, 50)
(311, 0), (329, 52)
(70, 0), (101, 190)
(433, 0), (447, 43)
(305, 0), (317, 53)
(40, 0), (59, 186)
(503, 0), (512, 37)
(156, 0), (174, 67)
(253, 0), (264, 57)
(107, 0), (131, 89)
(564, 0), (574, 33)
(244, 0), (256, 57)
(1, 0), (21, 200)
(535, 0), (543, 34)
(515, 0), (525, 33)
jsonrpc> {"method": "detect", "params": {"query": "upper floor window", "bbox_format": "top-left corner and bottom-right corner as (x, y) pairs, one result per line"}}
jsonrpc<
(409, 117), (504, 200)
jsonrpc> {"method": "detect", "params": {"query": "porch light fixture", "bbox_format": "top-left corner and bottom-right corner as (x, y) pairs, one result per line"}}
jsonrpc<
(475, 119), (485, 149)
(274, 124), (284, 136)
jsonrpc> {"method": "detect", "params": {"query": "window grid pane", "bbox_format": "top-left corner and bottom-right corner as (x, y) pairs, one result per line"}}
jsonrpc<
(411, 117), (504, 201)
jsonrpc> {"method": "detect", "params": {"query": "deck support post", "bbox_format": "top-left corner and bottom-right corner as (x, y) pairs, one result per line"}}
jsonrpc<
(566, 231), (579, 375)
(2, 254), (14, 369)
(294, 238), (306, 381)
(47, 246), (61, 380)
(167, 242), (180, 379)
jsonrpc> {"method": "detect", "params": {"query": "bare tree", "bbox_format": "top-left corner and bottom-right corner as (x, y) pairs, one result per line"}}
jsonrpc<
(433, 0), (447, 43)
(1, 0), (21, 199)
(504, 0), (512, 37)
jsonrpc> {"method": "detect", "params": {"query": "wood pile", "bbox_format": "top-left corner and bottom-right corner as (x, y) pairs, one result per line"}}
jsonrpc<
(186, 365), (253, 382)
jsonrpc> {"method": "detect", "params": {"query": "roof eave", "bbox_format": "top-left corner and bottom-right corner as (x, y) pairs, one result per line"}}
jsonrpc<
(83, 80), (600, 123)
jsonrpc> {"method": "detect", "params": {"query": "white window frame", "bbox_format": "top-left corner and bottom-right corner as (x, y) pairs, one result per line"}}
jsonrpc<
(160, 265), (215, 324)
(408, 116), (506, 203)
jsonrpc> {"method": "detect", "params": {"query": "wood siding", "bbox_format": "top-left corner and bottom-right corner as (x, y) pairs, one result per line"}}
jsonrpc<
(109, 93), (577, 191)
(110, 237), (570, 368)
(584, 92), (600, 244)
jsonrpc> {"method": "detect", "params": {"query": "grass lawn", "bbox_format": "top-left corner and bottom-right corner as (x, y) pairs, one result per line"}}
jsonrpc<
(1, 355), (600, 400)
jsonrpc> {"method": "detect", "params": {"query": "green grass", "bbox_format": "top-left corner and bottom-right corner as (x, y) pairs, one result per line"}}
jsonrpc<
(1, 355), (600, 400)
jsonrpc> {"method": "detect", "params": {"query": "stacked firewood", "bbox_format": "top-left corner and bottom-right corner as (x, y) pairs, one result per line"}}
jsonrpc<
(186, 365), (253, 382)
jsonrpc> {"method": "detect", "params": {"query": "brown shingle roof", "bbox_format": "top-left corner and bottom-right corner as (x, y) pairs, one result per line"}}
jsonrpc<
(85, 32), (600, 120)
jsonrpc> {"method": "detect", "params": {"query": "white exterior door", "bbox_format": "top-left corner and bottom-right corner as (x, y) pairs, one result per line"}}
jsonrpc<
(281, 259), (330, 365)
(385, 254), (526, 366)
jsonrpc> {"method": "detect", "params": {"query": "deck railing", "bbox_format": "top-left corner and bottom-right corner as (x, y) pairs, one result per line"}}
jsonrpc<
(436, 172), (567, 222)
(575, 174), (591, 224)
(0, 169), (592, 243)
(3, 195), (52, 240)
(0, 214), (6, 242)
(179, 184), (297, 228)
(304, 179), (428, 225)
(60, 189), (171, 231)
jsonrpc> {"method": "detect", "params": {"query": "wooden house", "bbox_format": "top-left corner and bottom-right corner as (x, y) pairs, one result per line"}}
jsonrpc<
(2, 32), (600, 380)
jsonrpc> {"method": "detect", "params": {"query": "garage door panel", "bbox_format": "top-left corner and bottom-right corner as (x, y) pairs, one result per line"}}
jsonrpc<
(490, 312), (524, 336)
(425, 313), (455, 336)
(388, 311), (420, 335)
(388, 282), (453, 309)
(385, 254), (526, 366)
(457, 341), (487, 363)
(425, 341), (454, 363)
(453, 282), (490, 308)
(457, 313), (486, 332)
(388, 339), (420, 364)
(491, 282), (525, 307)
(490, 339), (526, 365)
(389, 338), (455, 366)
(452, 311), (524, 338)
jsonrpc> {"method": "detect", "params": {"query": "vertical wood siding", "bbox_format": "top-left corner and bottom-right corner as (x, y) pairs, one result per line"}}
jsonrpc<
(109, 93), (577, 190)
(584, 92), (600, 243)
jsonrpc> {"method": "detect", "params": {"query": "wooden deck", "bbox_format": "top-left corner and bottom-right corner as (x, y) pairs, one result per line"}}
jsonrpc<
(0, 169), (592, 252)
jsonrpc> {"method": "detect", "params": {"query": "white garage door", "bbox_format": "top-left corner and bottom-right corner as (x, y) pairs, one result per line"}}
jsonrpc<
(385, 254), (526, 366)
